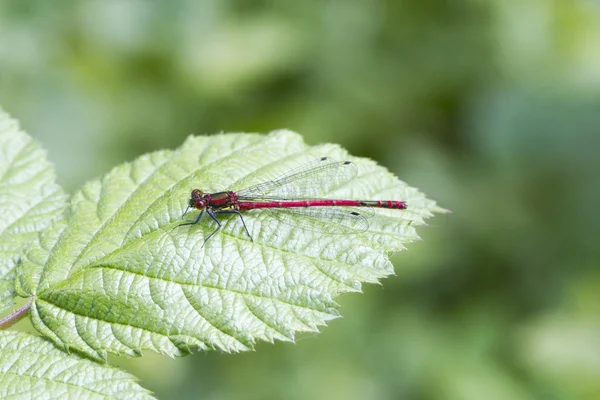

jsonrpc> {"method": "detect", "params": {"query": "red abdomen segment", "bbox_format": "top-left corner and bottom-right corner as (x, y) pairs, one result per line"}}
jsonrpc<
(238, 199), (407, 210)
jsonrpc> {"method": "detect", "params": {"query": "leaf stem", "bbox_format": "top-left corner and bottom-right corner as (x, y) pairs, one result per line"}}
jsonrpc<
(0, 297), (34, 329)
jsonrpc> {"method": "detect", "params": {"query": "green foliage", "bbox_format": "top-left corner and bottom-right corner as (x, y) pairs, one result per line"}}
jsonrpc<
(0, 104), (442, 396)
(0, 108), (67, 315)
(0, 330), (154, 399)
(1, 0), (598, 398)
(14, 130), (440, 362)
(0, 107), (442, 396)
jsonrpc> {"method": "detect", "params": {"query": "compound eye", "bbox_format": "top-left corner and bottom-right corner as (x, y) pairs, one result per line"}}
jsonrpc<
(194, 199), (206, 209)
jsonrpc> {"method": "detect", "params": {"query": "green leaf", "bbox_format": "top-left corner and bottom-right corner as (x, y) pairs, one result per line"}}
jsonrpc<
(16, 130), (443, 361)
(0, 330), (154, 399)
(0, 108), (67, 315)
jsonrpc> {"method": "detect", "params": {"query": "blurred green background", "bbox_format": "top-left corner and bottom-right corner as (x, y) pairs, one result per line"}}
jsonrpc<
(2, 0), (599, 399)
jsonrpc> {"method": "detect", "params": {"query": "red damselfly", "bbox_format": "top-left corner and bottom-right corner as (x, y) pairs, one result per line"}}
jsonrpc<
(179, 157), (407, 244)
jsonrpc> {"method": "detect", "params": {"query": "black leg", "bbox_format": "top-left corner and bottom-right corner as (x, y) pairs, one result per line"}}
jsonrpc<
(202, 209), (223, 246)
(179, 208), (253, 245)
(214, 210), (253, 241)
(176, 209), (205, 228)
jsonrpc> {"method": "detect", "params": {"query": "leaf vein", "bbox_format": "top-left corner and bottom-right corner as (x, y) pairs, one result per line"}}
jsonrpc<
(180, 287), (250, 349)
(0, 370), (116, 397)
(91, 263), (331, 314)
(70, 154), (173, 270)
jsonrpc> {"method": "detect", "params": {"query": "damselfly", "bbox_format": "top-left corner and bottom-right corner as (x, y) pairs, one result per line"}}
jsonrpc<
(179, 157), (407, 244)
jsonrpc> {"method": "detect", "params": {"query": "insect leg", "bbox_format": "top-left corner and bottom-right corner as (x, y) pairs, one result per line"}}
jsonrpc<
(214, 210), (253, 241)
(177, 209), (205, 228)
(202, 209), (223, 246)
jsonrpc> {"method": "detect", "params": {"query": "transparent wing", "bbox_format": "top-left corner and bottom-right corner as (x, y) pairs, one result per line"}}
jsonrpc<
(236, 157), (358, 199)
(250, 204), (373, 234)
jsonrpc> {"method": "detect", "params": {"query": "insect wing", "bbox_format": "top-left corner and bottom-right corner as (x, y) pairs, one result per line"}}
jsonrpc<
(255, 204), (372, 235)
(236, 157), (358, 200)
